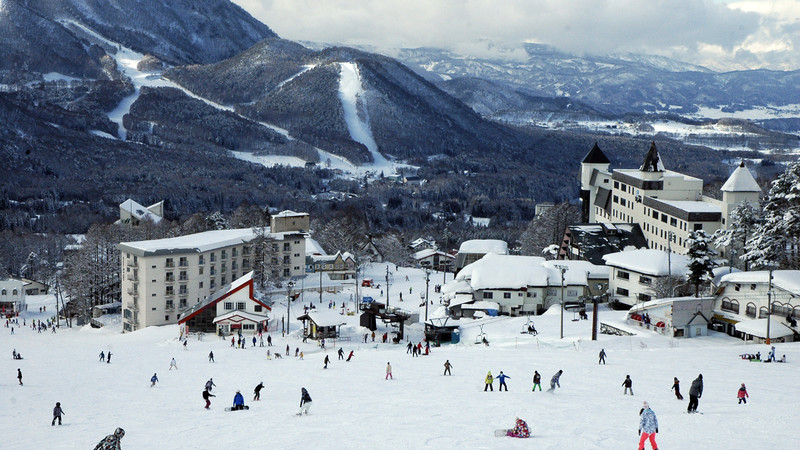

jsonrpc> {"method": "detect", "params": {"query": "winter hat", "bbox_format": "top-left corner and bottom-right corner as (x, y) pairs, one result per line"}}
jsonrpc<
(56, 402), (60, 407)
(741, 383), (746, 387)
(642, 401), (649, 408)
(698, 374), (703, 379)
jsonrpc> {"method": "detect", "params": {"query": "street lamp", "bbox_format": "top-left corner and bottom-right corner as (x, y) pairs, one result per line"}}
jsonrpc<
(554, 264), (568, 339)
(766, 269), (774, 345)
(286, 280), (295, 335)
(424, 269), (431, 321)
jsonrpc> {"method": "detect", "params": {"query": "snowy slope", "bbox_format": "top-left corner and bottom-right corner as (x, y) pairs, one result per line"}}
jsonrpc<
(2, 265), (798, 449)
(338, 62), (391, 169)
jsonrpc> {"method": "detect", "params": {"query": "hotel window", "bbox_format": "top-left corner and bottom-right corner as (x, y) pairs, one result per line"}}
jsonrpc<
(243, 246), (250, 255)
(483, 292), (494, 299)
(224, 302), (233, 310)
(255, 305), (263, 312)
(165, 299), (174, 310)
(179, 285), (187, 295)
(221, 250), (227, 260)
(221, 262), (227, 273)
(221, 276), (227, 285)
(616, 287), (629, 296)
(236, 302), (246, 310)
(179, 257), (188, 267)
(210, 252), (216, 262)
(283, 242), (291, 251)
(199, 266), (204, 275)
(617, 271), (630, 280)
(198, 255), (205, 265)
(210, 266), (216, 276)
(242, 259), (250, 269)
(165, 286), (174, 295)
(232, 248), (238, 257)
(165, 272), (175, 282)
(639, 276), (652, 285)
(210, 279), (216, 289)
(179, 271), (187, 281)
(670, 217), (677, 226)
(180, 298), (187, 308)
(165, 258), (174, 268)
(503, 292), (511, 299)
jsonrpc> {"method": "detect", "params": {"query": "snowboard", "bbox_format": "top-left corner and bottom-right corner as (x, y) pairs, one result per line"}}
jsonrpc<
(224, 406), (250, 412)
(494, 429), (510, 437)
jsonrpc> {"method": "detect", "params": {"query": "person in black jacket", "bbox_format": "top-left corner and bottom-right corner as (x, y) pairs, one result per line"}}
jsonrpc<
(254, 382), (264, 401)
(688, 374), (703, 413)
(203, 389), (215, 409)
(672, 377), (683, 400)
(52, 402), (64, 425)
(297, 387), (312, 415)
(622, 375), (634, 395)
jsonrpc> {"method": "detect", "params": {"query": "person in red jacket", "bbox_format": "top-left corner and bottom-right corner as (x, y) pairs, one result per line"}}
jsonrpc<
(737, 383), (749, 404)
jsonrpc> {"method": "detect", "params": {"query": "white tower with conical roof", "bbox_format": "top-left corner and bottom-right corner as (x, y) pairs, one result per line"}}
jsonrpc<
(720, 161), (761, 230)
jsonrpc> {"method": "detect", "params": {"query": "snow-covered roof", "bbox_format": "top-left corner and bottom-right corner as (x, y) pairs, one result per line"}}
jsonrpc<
(306, 237), (326, 256)
(721, 163), (761, 193)
(119, 199), (163, 224)
(542, 260), (610, 279)
(630, 296), (712, 312)
(455, 253), (604, 290)
(414, 248), (453, 260)
(448, 293), (476, 307)
(179, 272), (259, 321)
(719, 270), (800, 295)
(457, 239), (508, 255)
(461, 301), (500, 310)
(653, 200), (721, 214)
(602, 249), (690, 276)
(120, 228), (270, 256)
(272, 210), (308, 218)
(734, 316), (794, 338)
(299, 309), (347, 327)
(440, 279), (473, 295)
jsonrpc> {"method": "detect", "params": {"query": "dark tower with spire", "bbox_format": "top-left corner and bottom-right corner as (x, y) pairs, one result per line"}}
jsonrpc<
(579, 142), (611, 222)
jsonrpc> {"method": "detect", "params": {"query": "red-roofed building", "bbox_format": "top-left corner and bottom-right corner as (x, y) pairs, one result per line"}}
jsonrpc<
(178, 272), (271, 335)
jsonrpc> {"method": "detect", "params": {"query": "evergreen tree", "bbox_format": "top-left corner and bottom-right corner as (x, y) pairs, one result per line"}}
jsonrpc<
(712, 200), (761, 270)
(686, 230), (717, 297)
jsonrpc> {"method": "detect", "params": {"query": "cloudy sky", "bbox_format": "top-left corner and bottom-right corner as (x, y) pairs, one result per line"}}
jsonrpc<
(233, 0), (800, 71)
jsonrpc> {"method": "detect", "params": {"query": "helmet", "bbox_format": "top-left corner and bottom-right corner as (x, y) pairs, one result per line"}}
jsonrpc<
(114, 427), (125, 438)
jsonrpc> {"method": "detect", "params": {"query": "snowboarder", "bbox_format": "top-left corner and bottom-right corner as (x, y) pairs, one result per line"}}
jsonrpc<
(203, 388), (215, 409)
(497, 371), (511, 391)
(503, 417), (531, 438)
(267, 335), (272, 346)
(205, 378), (215, 391)
(385, 362), (393, 380)
(232, 390), (245, 411)
(671, 377), (683, 400)
(547, 370), (563, 392)
(532, 371), (542, 391)
(150, 373), (158, 387)
(346, 350), (354, 362)
(737, 383), (749, 404)
(599, 348), (606, 364)
(99, 351), (105, 362)
(443, 360), (453, 375)
(17, 368), (23, 386)
(94, 427), (124, 450)
(252, 336), (257, 347)
(638, 401), (659, 450)
(254, 382), (264, 401)
(52, 402), (64, 426)
(484, 371), (494, 391)
(183, 339), (187, 350)
(231, 336), (235, 347)
(169, 358), (178, 370)
(286, 344), (290, 356)
(622, 375), (634, 395)
(338, 347), (344, 360)
(208, 351), (214, 363)
(687, 374), (703, 413)
(324, 354), (330, 369)
(106, 351), (111, 363)
(297, 387), (312, 415)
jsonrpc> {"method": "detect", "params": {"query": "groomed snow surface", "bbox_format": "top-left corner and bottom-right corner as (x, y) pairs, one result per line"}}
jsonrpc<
(3, 263), (798, 449)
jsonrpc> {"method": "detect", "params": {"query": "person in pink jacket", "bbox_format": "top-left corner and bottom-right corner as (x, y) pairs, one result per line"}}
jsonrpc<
(737, 383), (749, 404)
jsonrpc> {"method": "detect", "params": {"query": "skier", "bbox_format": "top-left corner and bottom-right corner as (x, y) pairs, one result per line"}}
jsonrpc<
(324, 354), (330, 369)
(232, 390), (245, 411)
(484, 371), (494, 391)
(671, 377), (684, 400)
(547, 370), (563, 392)
(203, 388), (215, 409)
(231, 336), (235, 347)
(504, 417), (531, 438)
(107, 351), (111, 363)
(687, 374), (703, 413)
(286, 344), (290, 356)
(443, 359), (453, 375)
(254, 382), (264, 401)
(297, 387), (312, 415)
(252, 336), (257, 347)
(183, 339), (187, 350)
(93, 427), (125, 450)
(205, 378), (215, 392)
(52, 402), (64, 426)
(598, 348), (606, 364)
(169, 358), (178, 370)
(385, 362), (393, 380)
(99, 351), (105, 362)
(622, 375), (634, 395)
(267, 335), (272, 346)
(295, 347), (299, 357)
(150, 373), (158, 387)
(497, 371), (511, 391)
(737, 383), (749, 404)
(346, 350), (354, 362)
(17, 368), (23, 386)
(406, 342), (413, 353)
(638, 401), (659, 450)
(338, 347), (344, 360)
(209, 351), (214, 363)
(532, 371), (542, 391)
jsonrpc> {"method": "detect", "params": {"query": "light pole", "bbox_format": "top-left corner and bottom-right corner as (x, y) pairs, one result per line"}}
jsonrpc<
(667, 231), (676, 297)
(286, 280), (295, 335)
(592, 283), (604, 341)
(385, 265), (391, 309)
(766, 269), (773, 345)
(554, 264), (568, 339)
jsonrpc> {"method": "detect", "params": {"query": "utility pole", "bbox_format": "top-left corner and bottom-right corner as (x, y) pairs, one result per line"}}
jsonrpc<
(555, 264), (568, 339)
(766, 269), (773, 345)
(385, 265), (390, 309)
(319, 270), (322, 303)
(425, 269), (430, 321)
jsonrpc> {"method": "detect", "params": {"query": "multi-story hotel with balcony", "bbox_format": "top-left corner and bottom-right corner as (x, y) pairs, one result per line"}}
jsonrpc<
(118, 211), (308, 331)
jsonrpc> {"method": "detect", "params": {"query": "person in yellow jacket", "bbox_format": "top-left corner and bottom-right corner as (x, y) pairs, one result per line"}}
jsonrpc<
(484, 371), (494, 391)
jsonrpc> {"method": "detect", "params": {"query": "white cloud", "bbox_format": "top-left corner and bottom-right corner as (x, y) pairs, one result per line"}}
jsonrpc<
(233, 0), (800, 70)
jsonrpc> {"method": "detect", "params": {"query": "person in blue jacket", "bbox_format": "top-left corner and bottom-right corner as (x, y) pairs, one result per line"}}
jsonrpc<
(638, 401), (659, 450)
(233, 390), (245, 410)
(497, 371), (511, 391)
(150, 373), (158, 387)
